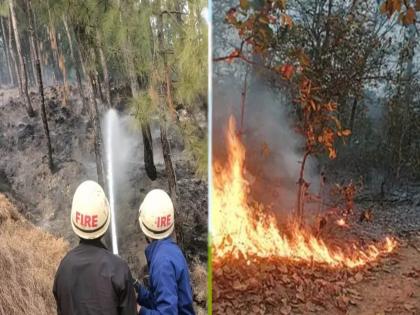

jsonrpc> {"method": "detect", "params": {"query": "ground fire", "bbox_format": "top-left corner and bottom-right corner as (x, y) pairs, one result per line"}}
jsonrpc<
(212, 116), (397, 269)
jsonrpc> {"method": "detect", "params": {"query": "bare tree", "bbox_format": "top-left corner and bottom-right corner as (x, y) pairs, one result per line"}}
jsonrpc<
(96, 31), (112, 108)
(27, 27), (38, 87)
(26, 0), (54, 170)
(74, 30), (105, 186)
(156, 0), (181, 245)
(0, 17), (13, 86)
(8, 0), (34, 117)
(63, 16), (87, 109)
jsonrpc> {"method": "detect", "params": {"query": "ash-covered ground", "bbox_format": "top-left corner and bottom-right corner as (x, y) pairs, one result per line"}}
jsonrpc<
(0, 86), (207, 313)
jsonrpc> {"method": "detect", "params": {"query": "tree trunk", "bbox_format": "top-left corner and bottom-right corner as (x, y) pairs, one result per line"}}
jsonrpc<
(157, 1), (182, 246)
(47, 2), (63, 84)
(117, 0), (157, 180)
(240, 69), (249, 133)
(89, 74), (101, 101)
(8, 15), (21, 93)
(95, 72), (105, 103)
(88, 72), (105, 187)
(348, 97), (357, 137)
(132, 87), (157, 180)
(159, 117), (178, 207)
(63, 16), (87, 109)
(0, 17), (13, 86)
(296, 151), (310, 225)
(96, 32), (112, 108)
(158, 11), (176, 116)
(8, 0), (35, 117)
(58, 52), (69, 106)
(28, 30), (38, 87)
(74, 31), (104, 186)
(26, 0), (54, 171)
(157, 5), (177, 196)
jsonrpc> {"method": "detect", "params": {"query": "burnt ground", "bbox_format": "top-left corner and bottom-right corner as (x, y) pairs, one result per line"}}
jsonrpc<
(212, 184), (420, 314)
(0, 86), (207, 313)
(213, 234), (420, 315)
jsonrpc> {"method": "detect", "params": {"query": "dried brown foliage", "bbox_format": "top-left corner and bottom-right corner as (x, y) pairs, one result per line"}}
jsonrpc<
(0, 194), (68, 315)
(380, 0), (419, 25)
(212, 255), (385, 315)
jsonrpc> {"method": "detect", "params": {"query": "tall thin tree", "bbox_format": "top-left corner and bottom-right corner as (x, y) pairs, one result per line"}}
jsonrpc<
(26, 0), (54, 170)
(117, 0), (157, 180)
(8, 0), (34, 116)
(0, 17), (13, 85)
(7, 14), (20, 92)
(63, 16), (86, 109)
(96, 31), (111, 108)
(74, 30), (105, 186)
(156, 0), (181, 245)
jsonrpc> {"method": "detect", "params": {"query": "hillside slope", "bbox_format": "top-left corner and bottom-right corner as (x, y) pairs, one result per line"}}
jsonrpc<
(0, 193), (68, 315)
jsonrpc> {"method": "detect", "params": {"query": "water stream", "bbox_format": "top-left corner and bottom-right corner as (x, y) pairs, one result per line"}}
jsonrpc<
(104, 109), (119, 255)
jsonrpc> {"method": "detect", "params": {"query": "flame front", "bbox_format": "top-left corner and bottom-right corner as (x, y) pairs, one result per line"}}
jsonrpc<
(336, 218), (347, 227)
(212, 116), (396, 268)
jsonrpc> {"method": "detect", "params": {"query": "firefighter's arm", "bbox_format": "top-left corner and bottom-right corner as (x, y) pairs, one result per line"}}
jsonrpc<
(137, 283), (154, 309)
(118, 267), (138, 315)
(139, 259), (178, 315)
(52, 269), (62, 315)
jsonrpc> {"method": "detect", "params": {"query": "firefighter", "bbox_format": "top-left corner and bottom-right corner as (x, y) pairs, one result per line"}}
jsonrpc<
(53, 180), (137, 315)
(135, 189), (195, 315)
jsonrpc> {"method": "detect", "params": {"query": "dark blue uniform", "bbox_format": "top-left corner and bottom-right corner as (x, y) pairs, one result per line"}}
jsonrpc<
(137, 237), (195, 315)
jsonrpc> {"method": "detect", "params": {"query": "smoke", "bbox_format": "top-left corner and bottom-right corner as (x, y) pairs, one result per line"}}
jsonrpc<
(102, 110), (142, 187)
(102, 109), (141, 253)
(213, 72), (319, 213)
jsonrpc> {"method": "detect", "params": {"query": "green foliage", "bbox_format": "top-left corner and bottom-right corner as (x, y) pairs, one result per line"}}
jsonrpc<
(173, 0), (208, 108)
(179, 117), (208, 178)
(129, 90), (158, 125)
(0, 2), (9, 17)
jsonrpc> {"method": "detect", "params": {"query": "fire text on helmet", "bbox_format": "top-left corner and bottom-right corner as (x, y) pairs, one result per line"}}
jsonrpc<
(156, 214), (172, 228)
(76, 211), (98, 228)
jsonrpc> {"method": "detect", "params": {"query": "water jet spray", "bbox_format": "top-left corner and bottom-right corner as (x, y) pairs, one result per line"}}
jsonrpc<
(104, 109), (119, 255)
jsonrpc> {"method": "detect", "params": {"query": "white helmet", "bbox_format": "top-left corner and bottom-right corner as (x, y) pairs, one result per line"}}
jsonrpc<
(138, 189), (174, 240)
(71, 180), (110, 239)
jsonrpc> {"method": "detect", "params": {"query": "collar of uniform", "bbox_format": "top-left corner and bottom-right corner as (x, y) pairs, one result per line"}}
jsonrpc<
(79, 238), (108, 250)
(145, 237), (173, 264)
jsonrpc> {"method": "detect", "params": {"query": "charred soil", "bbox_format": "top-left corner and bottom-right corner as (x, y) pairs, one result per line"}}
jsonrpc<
(0, 86), (207, 313)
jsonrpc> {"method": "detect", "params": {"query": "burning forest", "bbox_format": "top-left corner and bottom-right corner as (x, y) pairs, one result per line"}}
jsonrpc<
(212, 116), (396, 268)
(0, 0), (208, 313)
(212, 0), (420, 314)
(211, 114), (401, 314)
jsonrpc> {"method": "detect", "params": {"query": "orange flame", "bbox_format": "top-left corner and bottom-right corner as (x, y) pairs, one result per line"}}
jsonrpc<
(336, 218), (347, 227)
(212, 116), (396, 268)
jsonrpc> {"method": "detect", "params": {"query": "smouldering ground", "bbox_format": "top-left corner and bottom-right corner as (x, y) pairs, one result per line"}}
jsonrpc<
(0, 87), (208, 313)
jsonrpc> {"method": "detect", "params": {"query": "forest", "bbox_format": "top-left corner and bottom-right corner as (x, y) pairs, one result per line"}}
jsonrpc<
(212, 0), (420, 314)
(0, 0), (208, 314)
(214, 0), (420, 184)
(0, 0), (207, 179)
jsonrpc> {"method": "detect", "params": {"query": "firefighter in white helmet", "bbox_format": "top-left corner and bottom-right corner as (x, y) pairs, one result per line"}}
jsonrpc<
(53, 180), (137, 315)
(134, 189), (195, 315)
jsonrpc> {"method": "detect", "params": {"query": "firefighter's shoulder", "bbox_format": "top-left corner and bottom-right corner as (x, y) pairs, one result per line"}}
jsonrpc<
(100, 248), (131, 272)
